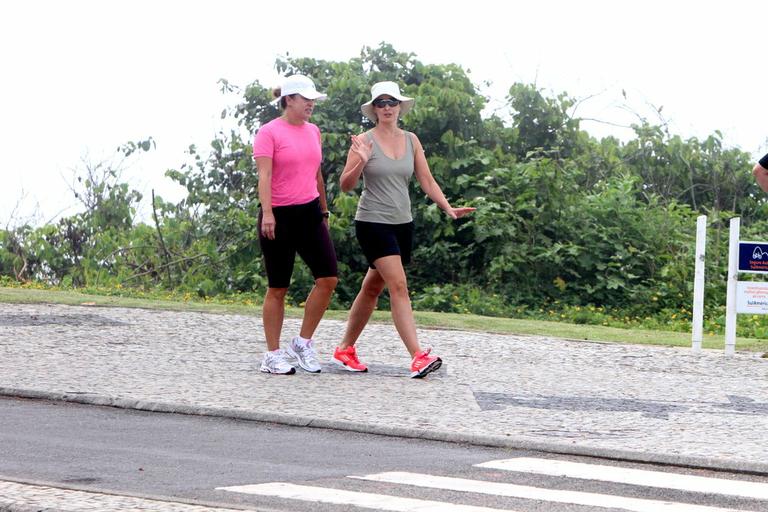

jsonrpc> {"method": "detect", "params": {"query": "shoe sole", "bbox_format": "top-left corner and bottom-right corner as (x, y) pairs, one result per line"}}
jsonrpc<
(285, 346), (322, 373)
(331, 358), (368, 372)
(410, 358), (442, 378)
(259, 366), (296, 375)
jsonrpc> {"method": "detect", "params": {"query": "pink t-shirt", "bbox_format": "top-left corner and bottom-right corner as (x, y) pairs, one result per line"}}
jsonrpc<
(252, 117), (322, 207)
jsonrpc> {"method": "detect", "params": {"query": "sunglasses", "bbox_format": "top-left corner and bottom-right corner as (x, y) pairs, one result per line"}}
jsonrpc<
(373, 98), (401, 108)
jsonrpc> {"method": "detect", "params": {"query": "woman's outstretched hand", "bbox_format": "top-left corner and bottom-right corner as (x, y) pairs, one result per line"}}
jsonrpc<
(446, 206), (477, 220)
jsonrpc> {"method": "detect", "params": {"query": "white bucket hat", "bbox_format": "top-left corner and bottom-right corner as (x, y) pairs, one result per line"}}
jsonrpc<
(361, 81), (414, 122)
(272, 74), (327, 105)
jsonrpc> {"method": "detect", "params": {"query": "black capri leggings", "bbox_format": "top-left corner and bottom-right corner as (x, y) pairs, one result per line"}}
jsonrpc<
(259, 198), (338, 288)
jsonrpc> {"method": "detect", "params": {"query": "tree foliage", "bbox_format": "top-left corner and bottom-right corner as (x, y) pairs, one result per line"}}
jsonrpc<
(2, 43), (765, 326)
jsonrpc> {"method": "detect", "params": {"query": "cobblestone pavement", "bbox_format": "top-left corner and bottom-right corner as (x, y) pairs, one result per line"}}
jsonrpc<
(0, 480), (248, 512)
(1, 302), (767, 485)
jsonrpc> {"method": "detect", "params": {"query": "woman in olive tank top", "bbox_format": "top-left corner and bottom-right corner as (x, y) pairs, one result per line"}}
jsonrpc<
(335, 81), (476, 378)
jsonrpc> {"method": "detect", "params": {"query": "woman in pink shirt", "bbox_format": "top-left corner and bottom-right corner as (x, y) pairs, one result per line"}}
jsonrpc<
(253, 74), (338, 375)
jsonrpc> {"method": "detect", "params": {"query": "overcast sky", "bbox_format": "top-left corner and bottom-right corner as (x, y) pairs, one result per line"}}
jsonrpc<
(2, 0), (765, 226)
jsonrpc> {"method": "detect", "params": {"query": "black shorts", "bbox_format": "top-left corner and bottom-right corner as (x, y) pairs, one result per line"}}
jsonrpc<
(259, 199), (338, 288)
(355, 220), (414, 269)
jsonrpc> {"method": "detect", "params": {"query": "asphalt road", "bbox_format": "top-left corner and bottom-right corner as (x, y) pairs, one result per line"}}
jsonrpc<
(1, 397), (767, 511)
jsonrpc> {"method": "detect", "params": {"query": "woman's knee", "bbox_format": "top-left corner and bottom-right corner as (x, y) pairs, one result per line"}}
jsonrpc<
(387, 279), (409, 298)
(265, 287), (288, 301)
(315, 276), (338, 292)
(361, 280), (385, 299)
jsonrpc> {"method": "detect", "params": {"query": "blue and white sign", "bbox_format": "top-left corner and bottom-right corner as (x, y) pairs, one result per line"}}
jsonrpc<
(738, 241), (768, 273)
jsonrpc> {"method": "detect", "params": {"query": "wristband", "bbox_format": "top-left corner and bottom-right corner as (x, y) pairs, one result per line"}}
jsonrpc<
(322, 211), (330, 218)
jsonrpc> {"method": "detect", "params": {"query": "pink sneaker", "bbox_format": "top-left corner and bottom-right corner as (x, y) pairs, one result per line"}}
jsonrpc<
(332, 345), (368, 372)
(410, 348), (442, 378)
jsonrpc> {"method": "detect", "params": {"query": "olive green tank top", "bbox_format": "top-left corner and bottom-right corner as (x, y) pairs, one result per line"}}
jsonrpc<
(355, 131), (414, 224)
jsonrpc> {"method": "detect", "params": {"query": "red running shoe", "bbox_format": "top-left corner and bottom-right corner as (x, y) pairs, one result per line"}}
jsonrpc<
(332, 345), (368, 372)
(410, 348), (442, 378)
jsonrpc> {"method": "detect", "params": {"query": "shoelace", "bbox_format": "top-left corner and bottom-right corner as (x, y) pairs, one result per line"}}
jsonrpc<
(413, 348), (433, 367)
(297, 342), (319, 364)
(269, 351), (291, 368)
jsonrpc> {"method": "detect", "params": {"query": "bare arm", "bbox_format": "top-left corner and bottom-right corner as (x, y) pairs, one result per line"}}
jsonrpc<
(411, 133), (475, 219)
(340, 134), (373, 193)
(256, 156), (276, 239)
(754, 163), (768, 194)
(316, 167), (328, 210)
(316, 167), (330, 225)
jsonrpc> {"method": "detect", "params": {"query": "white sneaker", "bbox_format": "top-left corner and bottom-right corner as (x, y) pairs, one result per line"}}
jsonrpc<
(286, 337), (322, 373)
(260, 349), (296, 374)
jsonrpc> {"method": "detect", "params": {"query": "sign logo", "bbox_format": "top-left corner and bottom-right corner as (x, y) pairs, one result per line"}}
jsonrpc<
(738, 242), (768, 273)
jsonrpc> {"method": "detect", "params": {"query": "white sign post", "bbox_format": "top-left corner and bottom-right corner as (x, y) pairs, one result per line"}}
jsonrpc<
(724, 218), (740, 357)
(691, 215), (707, 353)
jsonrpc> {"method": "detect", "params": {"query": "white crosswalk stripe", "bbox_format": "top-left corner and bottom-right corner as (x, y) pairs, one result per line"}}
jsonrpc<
(218, 457), (765, 512)
(216, 482), (513, 511)
(476, 457), (768, 501)
(352, 471), (739, 512)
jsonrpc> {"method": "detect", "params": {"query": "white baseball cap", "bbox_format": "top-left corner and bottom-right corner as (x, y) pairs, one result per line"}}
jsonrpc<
(272, 74), (327, 104)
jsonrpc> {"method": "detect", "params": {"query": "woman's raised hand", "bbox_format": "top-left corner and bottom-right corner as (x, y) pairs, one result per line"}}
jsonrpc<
(350, 134), (373, 164)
